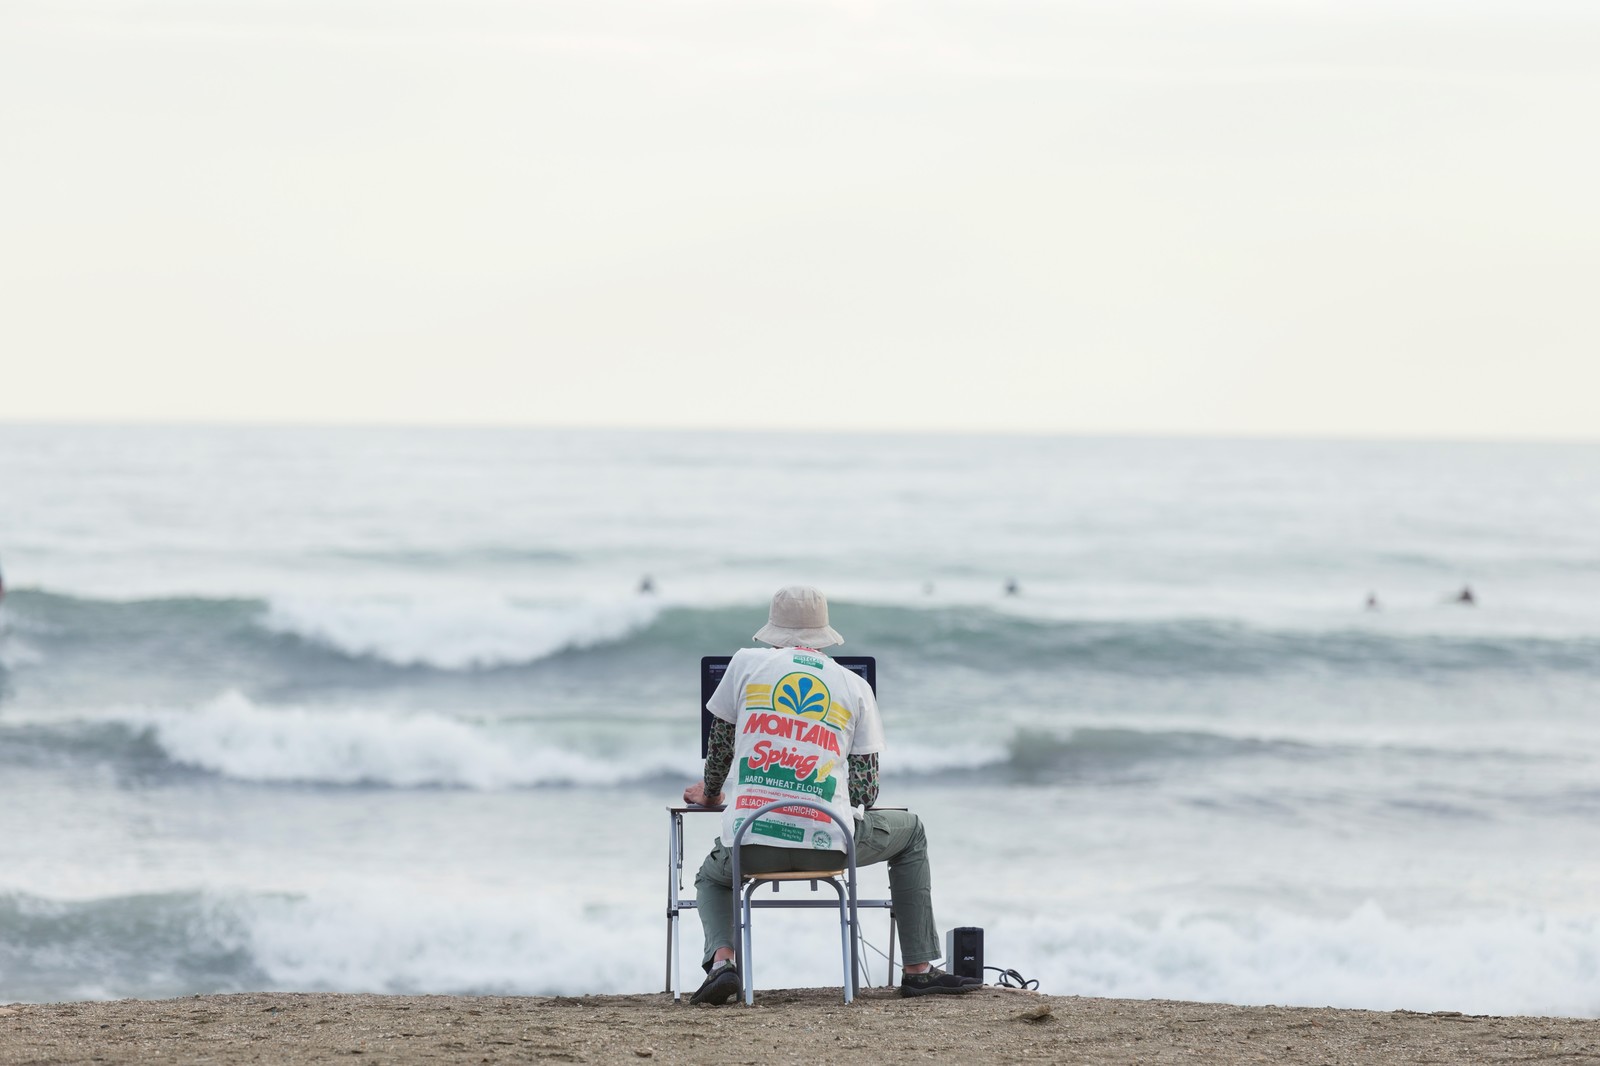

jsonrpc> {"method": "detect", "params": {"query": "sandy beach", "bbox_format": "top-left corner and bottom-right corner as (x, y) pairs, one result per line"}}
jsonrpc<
(3, 988), (1597, 1065)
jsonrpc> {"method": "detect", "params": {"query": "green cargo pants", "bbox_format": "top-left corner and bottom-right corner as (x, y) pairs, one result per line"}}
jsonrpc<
(695, 809), (940, 968)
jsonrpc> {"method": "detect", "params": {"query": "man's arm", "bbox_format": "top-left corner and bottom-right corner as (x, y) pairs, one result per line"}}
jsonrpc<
(848, 752), (879, 809)
(684, 718), (735, 806)
(703, 718), (735, 797)
(845, 670), (884, 808)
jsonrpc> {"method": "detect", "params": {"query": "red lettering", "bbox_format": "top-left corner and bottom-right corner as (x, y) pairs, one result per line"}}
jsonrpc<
(741, 711), (841, 758)
(772, 803), (830, 822)
(746, 740), (822, 780)
(734, 795), (831, 822)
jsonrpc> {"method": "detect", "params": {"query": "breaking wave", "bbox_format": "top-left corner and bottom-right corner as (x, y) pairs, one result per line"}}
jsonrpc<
(997, 901), (1600, 1018)
(4, 889), (1597, 1016)
(259, 594), (661, 670)
(0, 888), (655, 1003)
(5, 694), (1573, 793)
(6, 588), (1600, 679)
(0, 693), (700, 789)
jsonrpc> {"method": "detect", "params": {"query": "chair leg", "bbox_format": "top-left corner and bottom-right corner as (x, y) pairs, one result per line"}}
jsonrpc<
(741, 878), (861, 1005)
(741, 884), (756, 1007)
(844, 889), (857, 998)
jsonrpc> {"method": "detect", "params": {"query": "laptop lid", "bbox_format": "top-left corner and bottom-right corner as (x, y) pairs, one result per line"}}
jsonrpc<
(700, 654), (877, 758)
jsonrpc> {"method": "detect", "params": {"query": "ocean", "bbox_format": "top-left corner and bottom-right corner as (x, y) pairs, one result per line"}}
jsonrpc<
(2, 424), (1598, 1015)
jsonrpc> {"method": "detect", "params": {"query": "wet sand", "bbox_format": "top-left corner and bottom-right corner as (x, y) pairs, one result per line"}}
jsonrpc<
(3, 988), (1597, 1065)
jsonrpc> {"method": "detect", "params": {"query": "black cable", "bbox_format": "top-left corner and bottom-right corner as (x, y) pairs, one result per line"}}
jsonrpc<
(983, 965), (1040, 990)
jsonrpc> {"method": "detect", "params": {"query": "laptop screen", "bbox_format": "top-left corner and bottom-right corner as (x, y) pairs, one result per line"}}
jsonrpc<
(700, 654), (877, 757)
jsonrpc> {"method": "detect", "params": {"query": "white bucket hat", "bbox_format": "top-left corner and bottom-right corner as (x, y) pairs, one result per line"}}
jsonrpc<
(753, 585), (844, 648)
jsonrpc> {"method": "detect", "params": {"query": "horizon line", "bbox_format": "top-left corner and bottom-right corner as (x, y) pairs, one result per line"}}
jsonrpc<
(2, 416), (1598, 447)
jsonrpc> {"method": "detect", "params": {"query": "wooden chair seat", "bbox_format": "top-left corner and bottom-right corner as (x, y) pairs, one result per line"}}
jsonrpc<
(746, 869), (846, 883)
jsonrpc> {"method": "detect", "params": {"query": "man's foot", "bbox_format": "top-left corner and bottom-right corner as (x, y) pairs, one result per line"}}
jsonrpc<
(900, 966), (983, 997)
(690, 959), (741, 1005)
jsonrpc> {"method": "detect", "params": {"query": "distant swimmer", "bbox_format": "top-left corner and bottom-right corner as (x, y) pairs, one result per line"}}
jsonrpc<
(638, 575), (656, 595)
(1366, 592), (1380, 611)
(922, 581), (935, 596)
(1004, 578), (1019, 597)
(1456, 585), (1476, 605)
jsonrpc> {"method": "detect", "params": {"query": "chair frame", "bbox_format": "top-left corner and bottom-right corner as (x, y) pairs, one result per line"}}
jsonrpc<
(731, 797), (860, 1005)
(664, 804), (897, 1003)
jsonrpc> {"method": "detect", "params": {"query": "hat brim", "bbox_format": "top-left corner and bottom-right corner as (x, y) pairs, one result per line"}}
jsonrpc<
(753, 623), (844, 649)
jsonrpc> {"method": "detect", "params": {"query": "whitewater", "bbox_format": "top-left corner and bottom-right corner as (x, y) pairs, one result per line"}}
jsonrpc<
(2, 424), (1599, 1015)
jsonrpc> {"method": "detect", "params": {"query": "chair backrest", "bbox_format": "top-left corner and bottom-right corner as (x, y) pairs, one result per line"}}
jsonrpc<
(729, 797), (859, 884)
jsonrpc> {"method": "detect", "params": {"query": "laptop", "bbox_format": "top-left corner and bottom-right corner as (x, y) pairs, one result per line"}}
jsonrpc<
(700, 655), (877, 757)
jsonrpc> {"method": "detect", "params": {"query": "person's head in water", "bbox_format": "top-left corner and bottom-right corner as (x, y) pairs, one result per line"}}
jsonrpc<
(1457, 585), (1476, 605)
(753, 585), (843, 648)
(1004, 578), (1019, 596)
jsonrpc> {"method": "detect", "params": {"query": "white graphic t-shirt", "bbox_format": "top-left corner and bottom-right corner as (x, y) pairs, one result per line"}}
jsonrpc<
(706, 646), (886, 852)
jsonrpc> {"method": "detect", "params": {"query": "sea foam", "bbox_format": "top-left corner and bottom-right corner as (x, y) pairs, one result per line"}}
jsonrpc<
(6, 888), (1598, 1016)
(1001, 902), (1600, 1018)
(261, 594), (663, 669)
(128, 692), (698, 789)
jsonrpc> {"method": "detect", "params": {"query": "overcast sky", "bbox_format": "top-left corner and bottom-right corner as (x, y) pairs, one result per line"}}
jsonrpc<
(2, 0), (1597, 437)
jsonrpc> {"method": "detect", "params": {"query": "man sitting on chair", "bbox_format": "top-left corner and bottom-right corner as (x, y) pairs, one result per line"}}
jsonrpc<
(684, 585), (981, 1003)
